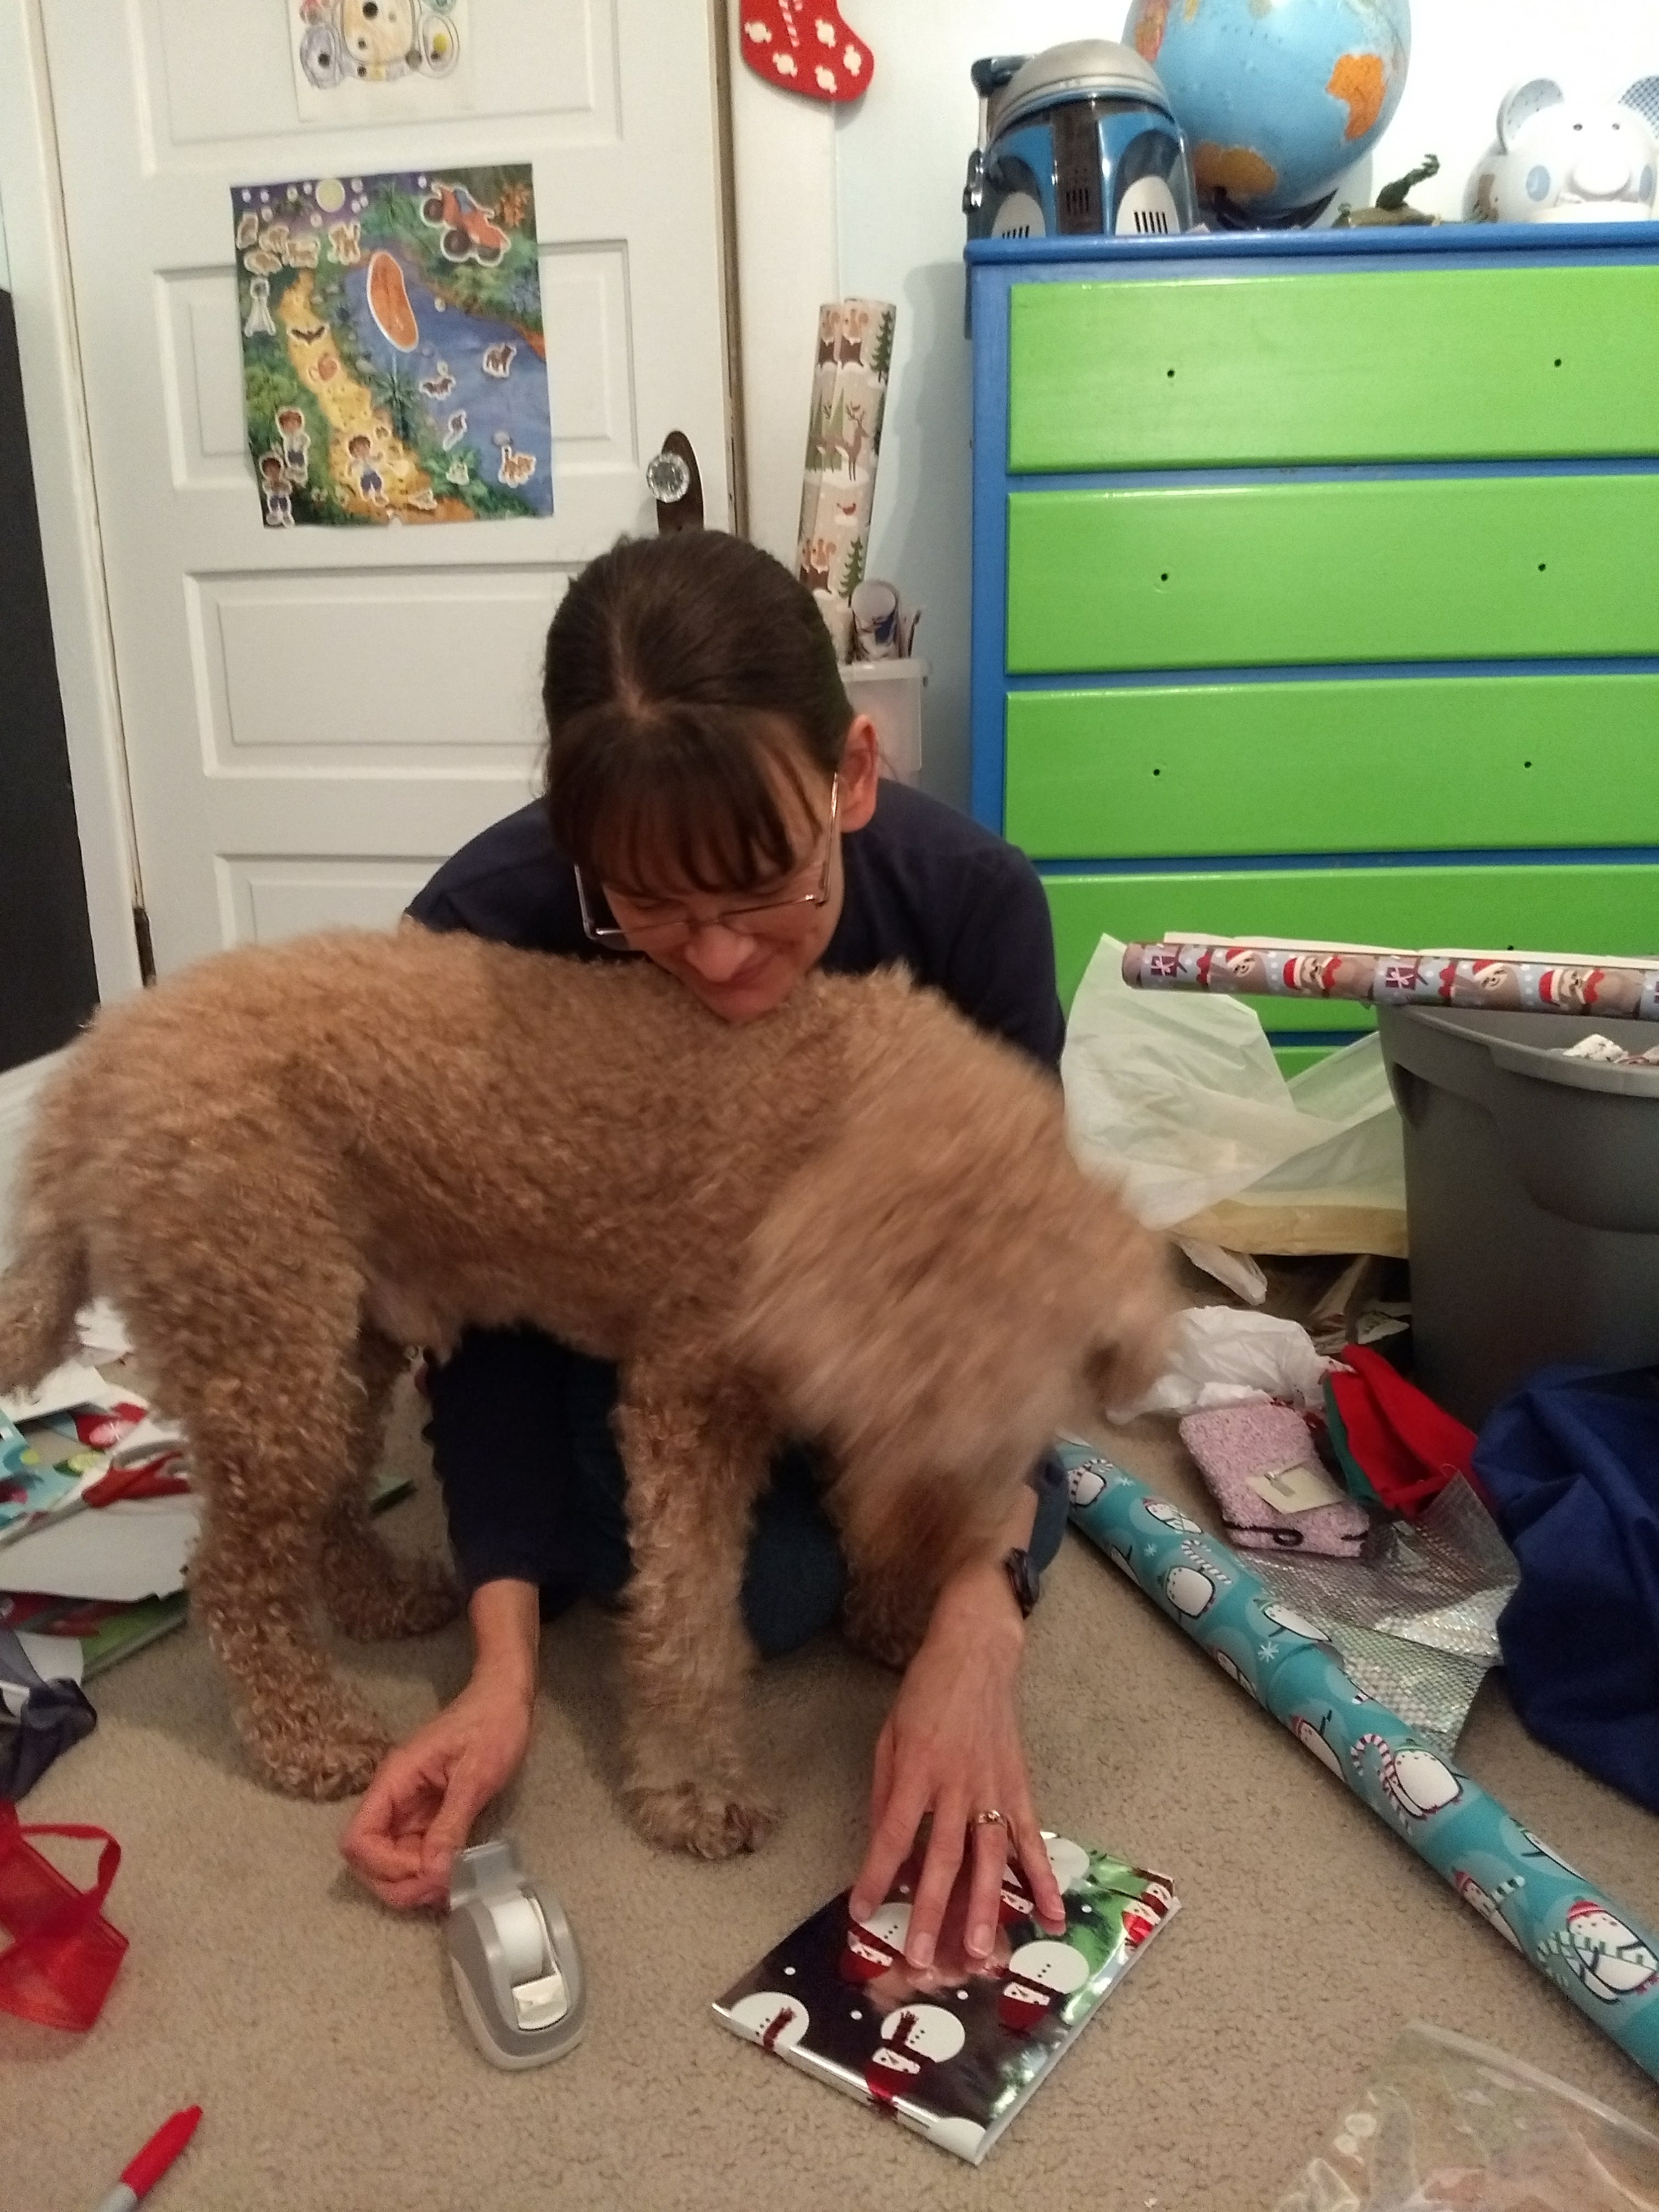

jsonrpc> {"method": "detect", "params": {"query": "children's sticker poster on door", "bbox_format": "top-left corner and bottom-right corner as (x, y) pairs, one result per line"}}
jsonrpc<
(233, 166), (554, 527)
(289, 1), (476, 125)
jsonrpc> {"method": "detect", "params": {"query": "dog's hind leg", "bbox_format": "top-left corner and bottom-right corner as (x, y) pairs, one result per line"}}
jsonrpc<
(317, 1325), (461, 1642)
(181, 1295), (399, 1801)
(613, 1362), (778, 1860)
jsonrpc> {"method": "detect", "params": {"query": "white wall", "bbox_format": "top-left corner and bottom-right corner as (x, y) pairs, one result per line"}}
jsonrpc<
(735, 0), (1659, 810)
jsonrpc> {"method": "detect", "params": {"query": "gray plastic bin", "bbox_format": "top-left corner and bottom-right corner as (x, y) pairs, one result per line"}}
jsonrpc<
(1378, 1004), (1659, 1429)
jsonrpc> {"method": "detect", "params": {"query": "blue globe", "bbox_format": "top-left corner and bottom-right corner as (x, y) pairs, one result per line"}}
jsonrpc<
(1123, 0), (1411, 219)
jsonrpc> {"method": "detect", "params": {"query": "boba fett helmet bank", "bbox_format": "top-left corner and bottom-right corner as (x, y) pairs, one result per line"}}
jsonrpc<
(964, 38), (1198, 240)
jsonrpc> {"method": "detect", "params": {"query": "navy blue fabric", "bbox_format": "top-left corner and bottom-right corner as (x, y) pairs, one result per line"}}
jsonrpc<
(430, 1327), (1071, 1659)
(0, 1629), (97, 1801)
(1474, 1363), (1659, 1815)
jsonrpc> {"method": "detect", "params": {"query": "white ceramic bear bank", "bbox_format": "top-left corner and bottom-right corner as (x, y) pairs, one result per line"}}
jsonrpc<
(1466, 78), (1658, 224)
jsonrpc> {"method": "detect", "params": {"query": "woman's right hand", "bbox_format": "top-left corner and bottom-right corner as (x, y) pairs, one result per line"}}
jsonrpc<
(340, 1673), (535, 1910)
(341, 1577), (543, 1911)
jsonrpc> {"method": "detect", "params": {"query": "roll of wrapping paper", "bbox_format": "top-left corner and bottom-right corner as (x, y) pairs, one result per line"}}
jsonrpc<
(796, 298), (895, 609)
(1057, 1442), (1659, 2080)
(1122, 939), (1659, 1022)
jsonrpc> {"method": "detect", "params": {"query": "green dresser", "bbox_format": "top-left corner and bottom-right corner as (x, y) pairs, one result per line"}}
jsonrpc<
(967, 230), (1659, 1060)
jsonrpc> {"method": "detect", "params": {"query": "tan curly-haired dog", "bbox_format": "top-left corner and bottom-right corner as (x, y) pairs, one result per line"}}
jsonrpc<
(0, 928), (1170, 1858)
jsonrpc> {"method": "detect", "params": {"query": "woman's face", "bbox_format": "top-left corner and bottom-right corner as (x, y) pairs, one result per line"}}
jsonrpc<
(602, 716), (880, 1024)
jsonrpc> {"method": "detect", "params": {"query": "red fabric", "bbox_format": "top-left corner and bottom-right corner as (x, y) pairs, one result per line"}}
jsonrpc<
(1326, 1345), (1479, 1519)
(739, 0), (873, 103)
(0, 1804), (128, 2031)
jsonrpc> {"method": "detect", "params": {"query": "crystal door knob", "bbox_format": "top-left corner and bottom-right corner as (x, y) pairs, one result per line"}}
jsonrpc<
(648, 431), (703, 532)
(646, 449), (691, 503)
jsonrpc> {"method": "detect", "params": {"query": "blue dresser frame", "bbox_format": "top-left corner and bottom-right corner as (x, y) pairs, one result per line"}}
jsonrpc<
(966, 224), (1659, 1053)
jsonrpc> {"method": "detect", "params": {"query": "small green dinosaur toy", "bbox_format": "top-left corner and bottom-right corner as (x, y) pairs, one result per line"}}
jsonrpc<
(1335, 153), (1441, 227)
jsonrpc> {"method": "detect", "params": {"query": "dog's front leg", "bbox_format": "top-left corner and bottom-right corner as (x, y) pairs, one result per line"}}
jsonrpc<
(612, 1364), (777, 1859)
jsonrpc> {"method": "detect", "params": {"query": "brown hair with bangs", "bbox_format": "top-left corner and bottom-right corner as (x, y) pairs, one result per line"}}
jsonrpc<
(541, 531), (854, 895)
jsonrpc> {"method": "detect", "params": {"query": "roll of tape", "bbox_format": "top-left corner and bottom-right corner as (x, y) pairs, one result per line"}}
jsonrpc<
(490, 1892), (549, 1983)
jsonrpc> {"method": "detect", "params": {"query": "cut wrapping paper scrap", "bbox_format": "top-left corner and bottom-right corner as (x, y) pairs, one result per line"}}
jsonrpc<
(1124, 936), (1659, 1020)
(1059, 1443), (1659, 2080)
(1559, 1031), (1659, 1068)
(0, 1359), (111, 1426)
(1271, 2020), (1659, 2211)
(1063, 937), (1404, 1267)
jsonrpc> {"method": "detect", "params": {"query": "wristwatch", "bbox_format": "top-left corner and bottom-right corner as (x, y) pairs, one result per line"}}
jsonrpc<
(1002, 1546), (1041, 1619)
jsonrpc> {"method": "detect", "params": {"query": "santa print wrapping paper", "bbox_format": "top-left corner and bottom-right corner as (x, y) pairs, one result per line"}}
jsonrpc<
(713, 1836), (1178, 2163)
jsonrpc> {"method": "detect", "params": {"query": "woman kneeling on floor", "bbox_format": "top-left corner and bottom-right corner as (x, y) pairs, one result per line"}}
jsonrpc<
(341, 529), (1073, 1968)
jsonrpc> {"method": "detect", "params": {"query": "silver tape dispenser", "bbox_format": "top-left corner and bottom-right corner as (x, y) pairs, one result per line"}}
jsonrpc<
(446, 1838), (586, 2069)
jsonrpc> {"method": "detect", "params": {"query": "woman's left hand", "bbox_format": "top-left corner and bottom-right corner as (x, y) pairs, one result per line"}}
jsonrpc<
(849, 1557), (1066, 1970)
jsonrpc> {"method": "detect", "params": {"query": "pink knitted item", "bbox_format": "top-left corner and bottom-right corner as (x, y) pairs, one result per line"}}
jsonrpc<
(1178, 1402), (1368, 1557)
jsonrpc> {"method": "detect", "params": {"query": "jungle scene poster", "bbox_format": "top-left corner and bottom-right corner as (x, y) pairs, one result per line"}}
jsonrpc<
(233, 163), (553, 527)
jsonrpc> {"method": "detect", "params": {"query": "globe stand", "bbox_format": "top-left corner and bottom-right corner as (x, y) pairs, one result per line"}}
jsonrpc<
(1203, 184), (1339, 230)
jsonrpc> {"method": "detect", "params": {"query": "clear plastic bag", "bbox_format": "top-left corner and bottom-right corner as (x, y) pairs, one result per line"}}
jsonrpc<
(1062, 936), (1405, 1257)
(1272, 2020), (1659, 2211)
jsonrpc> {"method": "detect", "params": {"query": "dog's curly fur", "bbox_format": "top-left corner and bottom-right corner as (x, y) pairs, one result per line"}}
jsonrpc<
(0, 928), (1171, 1855)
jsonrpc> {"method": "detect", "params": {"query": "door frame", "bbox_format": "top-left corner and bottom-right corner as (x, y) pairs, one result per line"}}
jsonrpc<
(1, 0), (143, 1010)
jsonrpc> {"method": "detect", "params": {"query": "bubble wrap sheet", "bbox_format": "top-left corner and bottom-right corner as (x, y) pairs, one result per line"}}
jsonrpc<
(1250, 1479), (1519, 1754)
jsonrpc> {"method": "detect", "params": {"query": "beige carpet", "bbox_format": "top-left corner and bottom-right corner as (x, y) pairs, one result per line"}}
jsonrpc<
(10, 1389), (1659, 2212)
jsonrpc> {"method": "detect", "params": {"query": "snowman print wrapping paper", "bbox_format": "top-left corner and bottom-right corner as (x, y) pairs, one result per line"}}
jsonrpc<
(713, 1835), (1180, 2163)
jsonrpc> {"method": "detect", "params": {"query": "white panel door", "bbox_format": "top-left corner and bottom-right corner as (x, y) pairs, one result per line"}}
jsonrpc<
(41, 0), (731, 973)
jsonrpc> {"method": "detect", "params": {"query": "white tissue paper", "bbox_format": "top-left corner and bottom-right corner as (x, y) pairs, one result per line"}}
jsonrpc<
(1110, 1305), (1331, 1423)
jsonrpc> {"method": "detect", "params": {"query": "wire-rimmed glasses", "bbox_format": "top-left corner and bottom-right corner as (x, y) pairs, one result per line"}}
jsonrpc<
(574, 775), (840, 952)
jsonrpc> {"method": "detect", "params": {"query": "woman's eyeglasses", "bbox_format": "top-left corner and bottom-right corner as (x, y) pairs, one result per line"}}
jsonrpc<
(574, 776), (840, 952)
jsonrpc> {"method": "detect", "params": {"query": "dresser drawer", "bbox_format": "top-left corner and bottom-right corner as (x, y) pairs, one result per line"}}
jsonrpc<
(1005, 672), (1659, 859)
(1042, 860), (1659, 1018)
(1008, 265), (1659, 473)
(1008, 475), (1659, 674)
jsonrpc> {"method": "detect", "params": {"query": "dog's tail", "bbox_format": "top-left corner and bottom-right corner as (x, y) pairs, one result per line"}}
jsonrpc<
(0, 1056), (93, 1393)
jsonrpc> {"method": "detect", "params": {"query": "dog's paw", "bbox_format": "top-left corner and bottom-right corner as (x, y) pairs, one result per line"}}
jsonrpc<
(244, 1702), (393, 1801)
(323, 1551), (463, 1642)
(624, 1781), (778, 1860)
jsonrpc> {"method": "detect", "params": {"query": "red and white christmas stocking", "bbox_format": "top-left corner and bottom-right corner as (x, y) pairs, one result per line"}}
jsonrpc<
(740, 0), (873, 103)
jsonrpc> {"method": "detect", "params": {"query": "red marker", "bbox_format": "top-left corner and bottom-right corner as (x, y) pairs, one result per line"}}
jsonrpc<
(92, 2107), (202, 2212)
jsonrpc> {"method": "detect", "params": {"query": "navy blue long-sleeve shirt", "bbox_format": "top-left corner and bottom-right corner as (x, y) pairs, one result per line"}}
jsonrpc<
(406, 780), (1064, 1591)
